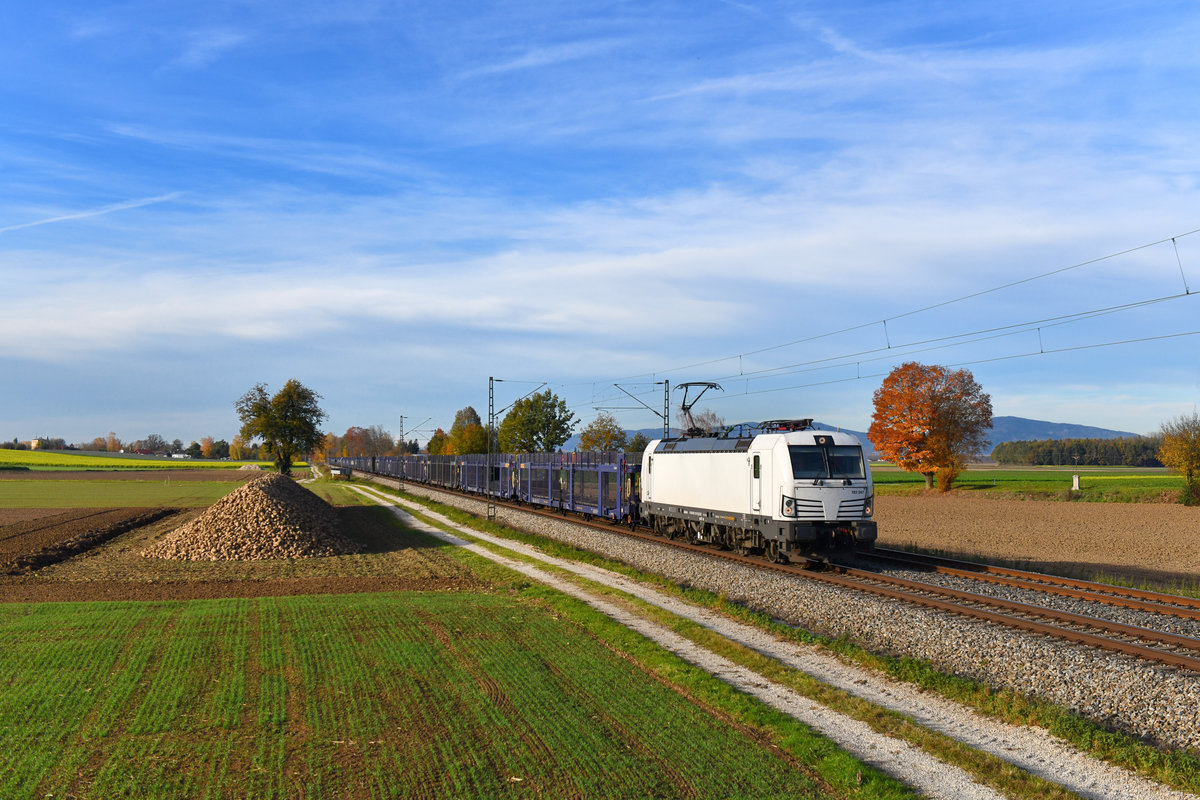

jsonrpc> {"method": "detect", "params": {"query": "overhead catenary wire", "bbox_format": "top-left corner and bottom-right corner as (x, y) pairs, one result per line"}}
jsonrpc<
(703, 291), (1195, 386)
(589, 225), (1200, 384)
(699, 329), (1200, 401)
(1172, 237), (1192, 294)
(499, 225), (1200, 431)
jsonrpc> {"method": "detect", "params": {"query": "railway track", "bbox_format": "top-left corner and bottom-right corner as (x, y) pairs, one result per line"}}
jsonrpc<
(366, 474), (1200, 674)
(859, 546), (1200, 618)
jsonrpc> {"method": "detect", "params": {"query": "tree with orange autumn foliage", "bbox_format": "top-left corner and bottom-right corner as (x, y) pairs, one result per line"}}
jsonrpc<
(1158, 410), (1200, 504)
(868, 362), (992, 491)
(426, 428), (449, 455)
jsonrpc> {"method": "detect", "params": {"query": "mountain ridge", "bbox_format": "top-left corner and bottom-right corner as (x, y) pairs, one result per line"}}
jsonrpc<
(564, 416), (1146, 457)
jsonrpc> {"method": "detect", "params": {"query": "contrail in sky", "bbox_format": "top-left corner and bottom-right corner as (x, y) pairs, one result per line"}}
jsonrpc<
(0, 192), (182, 234)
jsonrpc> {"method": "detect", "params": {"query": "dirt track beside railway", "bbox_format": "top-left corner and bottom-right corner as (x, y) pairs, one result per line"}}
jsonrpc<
(875, 495), (1200, 585)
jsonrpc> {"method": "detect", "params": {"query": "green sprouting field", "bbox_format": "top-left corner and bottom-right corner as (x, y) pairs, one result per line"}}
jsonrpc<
(0, 592), (852, 800)
(870, 464), (1183, 501)
(0, 449), (273, 471)
(0, 477), (249, 507)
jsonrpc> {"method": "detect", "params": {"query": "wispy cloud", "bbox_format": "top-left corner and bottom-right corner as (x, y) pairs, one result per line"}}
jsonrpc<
(806, 22), (955, 81)
(173, 29), (248, 68)
(458, 38), (628, 80)
(104, 124), (438, 184)
(0, 192), (182, 234)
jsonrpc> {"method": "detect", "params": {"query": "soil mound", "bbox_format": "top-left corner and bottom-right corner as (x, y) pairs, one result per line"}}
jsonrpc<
(238, 463), (263, 470)
(143, 473), (361, 561)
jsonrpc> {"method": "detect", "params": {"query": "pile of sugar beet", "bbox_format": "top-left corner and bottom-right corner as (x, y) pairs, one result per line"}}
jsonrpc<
(143, 472), (362, 561)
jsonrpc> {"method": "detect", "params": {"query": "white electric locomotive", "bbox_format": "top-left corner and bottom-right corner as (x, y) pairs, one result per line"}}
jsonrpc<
(639, 419), (876, 561)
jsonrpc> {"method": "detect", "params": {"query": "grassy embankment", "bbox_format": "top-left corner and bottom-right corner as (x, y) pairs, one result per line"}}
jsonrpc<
(0, 480), (911, 800)
(871, 464), (1183, 502)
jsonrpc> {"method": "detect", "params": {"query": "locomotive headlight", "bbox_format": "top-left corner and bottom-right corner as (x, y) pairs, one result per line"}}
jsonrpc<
(864, 495), (874, 517)
(783, 498), (794, 516)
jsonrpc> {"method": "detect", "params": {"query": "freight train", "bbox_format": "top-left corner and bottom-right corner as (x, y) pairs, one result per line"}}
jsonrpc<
(329, 419), (875, 560)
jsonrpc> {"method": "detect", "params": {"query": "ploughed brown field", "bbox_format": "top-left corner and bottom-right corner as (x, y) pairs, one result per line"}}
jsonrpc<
(875, 495), (1200, 586)
(0, 475), (483, 604)
(0, 507), (180, 574)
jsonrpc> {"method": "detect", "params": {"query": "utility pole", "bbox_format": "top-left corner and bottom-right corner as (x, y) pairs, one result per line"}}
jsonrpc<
(487, 378), (496, 521)
(663, 380), (669, 441)
(397, 416), (405, 489)
(487, 378), (546, 522)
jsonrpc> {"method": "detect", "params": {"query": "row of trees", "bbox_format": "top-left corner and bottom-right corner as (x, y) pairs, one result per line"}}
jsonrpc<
(0, 433), (260, 459)
(426, 392), (582, 455)
(319, 426), (419, 460)
(991, 437), (1164, 467)
(233, 374), (1200, 504)
(424, 399), (656, 457)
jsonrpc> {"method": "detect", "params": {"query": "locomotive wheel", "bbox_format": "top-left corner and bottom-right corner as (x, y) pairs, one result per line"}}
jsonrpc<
(766, 541), (789, 564)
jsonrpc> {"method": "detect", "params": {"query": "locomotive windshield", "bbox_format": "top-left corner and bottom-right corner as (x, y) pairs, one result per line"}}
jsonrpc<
(788, 445), (866, 480)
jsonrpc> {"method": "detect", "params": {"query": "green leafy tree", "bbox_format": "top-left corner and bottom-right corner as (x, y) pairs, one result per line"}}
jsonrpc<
(627, 432), (650, 453)
(497, 389), (577, 453)
(578, 412), (627, 452)
(235, 379), (326, 475)
(1158, 410), (1200, 505)
(449, 406), (489, 454)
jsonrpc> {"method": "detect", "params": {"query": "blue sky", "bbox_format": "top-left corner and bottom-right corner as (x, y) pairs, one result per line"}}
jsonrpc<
(2, 0), (1199, 446)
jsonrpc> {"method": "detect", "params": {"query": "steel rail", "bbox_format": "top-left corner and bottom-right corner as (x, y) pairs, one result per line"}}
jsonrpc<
(865, 546), (1200, 614)
(361, 475), (1200, 673)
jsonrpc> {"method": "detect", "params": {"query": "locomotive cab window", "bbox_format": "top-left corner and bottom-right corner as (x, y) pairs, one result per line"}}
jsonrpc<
(752, 455), (760, 478)
(788, 446), (825, 479)
(828, 446), (865, 479)
(788, 445), (865, 480)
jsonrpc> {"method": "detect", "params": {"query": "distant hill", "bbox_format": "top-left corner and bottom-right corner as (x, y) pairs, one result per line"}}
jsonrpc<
(563, 416), (1145, 461)
(986, 416), (1143, 447)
